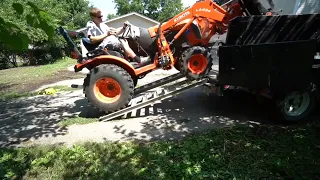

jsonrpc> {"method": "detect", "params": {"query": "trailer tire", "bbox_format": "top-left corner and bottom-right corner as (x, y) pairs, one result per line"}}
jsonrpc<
(276, 84), (318, 122)
(83, 64), (134, 113)
(179, 46), (213, 80)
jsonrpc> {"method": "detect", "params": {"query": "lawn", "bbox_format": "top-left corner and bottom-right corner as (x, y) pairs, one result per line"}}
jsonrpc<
(0, 85), (81, 101)
(57, 116), (98, 127)
(0, 57), (85, 95)
(1, 121), (319, 179)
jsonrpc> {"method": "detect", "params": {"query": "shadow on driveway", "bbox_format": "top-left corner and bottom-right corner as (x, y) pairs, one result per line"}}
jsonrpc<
(73, 87), (317, 143)
(1, 86), (318, 147)
(0, 91), (84, 147)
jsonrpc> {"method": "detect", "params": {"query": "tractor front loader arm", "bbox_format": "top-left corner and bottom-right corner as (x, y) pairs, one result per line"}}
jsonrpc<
(160, 1), (227, 32)
(150, 0), (243, 39)
(153, 0), (229, 41)
(148, 0), (243, 68)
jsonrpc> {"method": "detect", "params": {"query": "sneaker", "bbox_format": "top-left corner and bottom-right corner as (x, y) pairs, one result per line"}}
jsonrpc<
(139, 56), (152, 65)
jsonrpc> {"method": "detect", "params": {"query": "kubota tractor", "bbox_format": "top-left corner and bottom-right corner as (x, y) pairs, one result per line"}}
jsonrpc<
(58, 0), (275, 114)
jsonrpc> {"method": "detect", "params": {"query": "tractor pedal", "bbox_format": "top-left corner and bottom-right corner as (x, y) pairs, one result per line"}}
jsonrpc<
(71, 84), (83, 89)
(130, 62), (140, 68)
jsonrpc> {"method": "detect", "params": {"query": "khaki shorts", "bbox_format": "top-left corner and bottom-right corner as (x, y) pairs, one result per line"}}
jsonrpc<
(99, 35), (122, 49)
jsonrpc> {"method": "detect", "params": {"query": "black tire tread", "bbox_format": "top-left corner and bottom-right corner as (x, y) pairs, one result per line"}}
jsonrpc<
(83, 64), (134, 114)
(179, 46), (213, 80)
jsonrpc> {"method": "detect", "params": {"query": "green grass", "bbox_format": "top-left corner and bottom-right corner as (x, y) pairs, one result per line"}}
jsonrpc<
(58, 117), (98, 127)
(1, 122), (319, 179)
(0, 57), (75, 85)
(0, 57), (84, 94)
(0, 91), (39, 101)
(51, 85), (78, 92)
(0, 85), (80, 101)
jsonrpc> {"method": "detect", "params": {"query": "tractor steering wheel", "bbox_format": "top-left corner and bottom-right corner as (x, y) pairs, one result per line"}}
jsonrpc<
(122, 22), (132, 39)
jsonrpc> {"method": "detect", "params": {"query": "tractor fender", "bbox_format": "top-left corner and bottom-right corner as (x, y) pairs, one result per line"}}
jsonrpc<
(74, 55), (137, 78)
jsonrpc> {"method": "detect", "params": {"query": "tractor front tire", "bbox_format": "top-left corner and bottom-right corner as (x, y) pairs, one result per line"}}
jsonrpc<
(179, 46), (213, 80)
(83, 64), (134, 113)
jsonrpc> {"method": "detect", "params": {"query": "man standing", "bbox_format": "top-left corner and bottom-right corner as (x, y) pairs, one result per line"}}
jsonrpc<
(86, 7), (151, 65)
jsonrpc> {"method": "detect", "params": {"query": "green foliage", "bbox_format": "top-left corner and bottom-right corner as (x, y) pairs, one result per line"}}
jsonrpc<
(12, 3), (24, 15)
(0, 1), (56, 51)
(0, 0), (92, 68)
(112, 0), (184, 22)
(0, 122), (319, 179)
(107, 14), (119, 20)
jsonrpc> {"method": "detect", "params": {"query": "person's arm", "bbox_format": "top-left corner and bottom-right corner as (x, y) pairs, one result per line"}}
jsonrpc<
(89, 33), (110, 44)
(114, 27), (125, 35)
(113, 21), (131, 36)
(86, 22), (111, 44)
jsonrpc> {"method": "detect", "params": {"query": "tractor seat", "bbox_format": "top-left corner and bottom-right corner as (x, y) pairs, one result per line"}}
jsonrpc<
(82, 38), (125, 54)
(82, 38), (99, 51)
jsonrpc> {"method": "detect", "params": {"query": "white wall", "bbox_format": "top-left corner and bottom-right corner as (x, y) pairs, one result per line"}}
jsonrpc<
(106, 14), (158, 28)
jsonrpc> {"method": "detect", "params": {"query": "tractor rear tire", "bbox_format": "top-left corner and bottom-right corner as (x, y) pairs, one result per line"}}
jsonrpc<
(83, 64), (134, 113)
(179, 46), (213, 80)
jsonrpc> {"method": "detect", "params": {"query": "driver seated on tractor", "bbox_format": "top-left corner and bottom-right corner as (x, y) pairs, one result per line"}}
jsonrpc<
(85, 7), (151, 65)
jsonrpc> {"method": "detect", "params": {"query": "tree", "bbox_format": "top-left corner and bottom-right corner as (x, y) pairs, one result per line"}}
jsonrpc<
(112, 0), (184, 22)
(107, 14), (119, 20)
(0, 1), (55, 51)
(0, 0), (92, 68)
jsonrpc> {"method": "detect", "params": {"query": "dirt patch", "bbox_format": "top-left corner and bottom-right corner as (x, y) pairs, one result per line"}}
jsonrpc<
(0, 70), (85, 93)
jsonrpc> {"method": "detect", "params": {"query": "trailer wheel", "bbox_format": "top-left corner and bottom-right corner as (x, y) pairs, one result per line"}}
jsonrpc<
(277, 86), (317, 122)
(179, 46), (213, 80)
(83, 64), (134, 113)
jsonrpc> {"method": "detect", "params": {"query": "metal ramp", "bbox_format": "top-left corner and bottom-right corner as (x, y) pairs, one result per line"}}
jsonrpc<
(98, 73), (209, 122)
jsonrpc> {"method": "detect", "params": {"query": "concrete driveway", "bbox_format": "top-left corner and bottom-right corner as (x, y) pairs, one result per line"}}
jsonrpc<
(0, 66), (276, 148)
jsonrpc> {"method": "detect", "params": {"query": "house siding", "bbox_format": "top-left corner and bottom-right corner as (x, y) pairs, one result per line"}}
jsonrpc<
(106, 14), (158, 28)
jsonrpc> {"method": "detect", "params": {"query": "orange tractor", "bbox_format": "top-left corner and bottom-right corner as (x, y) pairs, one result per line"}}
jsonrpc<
(58, 0), (276, 114)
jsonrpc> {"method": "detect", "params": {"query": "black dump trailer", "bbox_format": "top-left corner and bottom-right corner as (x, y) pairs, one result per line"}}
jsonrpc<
(216, 13), (320, 122)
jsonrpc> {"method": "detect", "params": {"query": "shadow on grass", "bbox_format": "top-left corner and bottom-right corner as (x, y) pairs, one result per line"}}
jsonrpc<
(0, 121), (319, 179)
(0, 83), (319, 179)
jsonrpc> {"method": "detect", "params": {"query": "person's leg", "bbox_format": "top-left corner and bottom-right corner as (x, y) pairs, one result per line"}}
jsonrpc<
(119, 39), (150, 64)
(119, 39), (136, 58)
